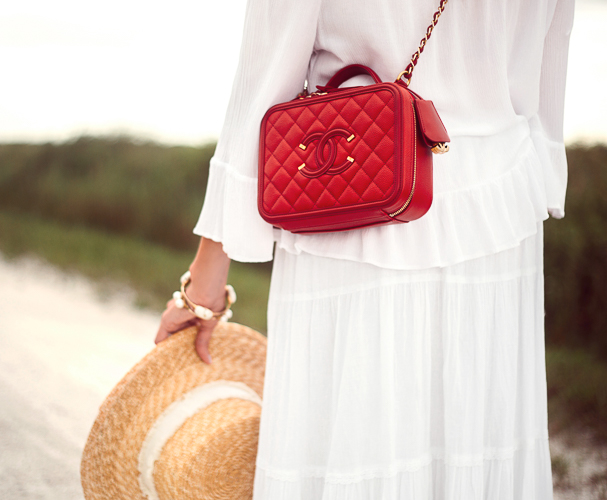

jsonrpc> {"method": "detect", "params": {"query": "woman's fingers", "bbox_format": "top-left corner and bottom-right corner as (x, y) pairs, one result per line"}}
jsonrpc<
(194, 320), (218, 365)
(155, 299), (198, 344)
(155, 299), (218, 365)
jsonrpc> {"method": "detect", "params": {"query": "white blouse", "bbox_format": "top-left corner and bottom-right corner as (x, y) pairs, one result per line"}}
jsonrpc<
(193, 0), (575, 269)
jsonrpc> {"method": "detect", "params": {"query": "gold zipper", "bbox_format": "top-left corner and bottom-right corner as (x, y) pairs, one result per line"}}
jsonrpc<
(389, 100), (417, 218)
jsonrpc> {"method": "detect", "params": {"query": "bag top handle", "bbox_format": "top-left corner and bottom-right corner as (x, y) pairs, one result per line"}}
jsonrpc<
(322, 64), (383, 89)
(297, 0), (449, 98)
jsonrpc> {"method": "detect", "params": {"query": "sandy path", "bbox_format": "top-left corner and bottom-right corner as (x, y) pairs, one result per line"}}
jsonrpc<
(0, 253), (604, 499)
(0, 254), (158, 499)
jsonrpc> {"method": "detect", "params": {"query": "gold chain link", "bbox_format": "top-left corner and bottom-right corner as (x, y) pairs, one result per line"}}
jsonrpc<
(397, 0), (449, 86)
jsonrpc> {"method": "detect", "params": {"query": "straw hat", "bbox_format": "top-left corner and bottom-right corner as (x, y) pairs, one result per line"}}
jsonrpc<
(81, 322), (267, 500)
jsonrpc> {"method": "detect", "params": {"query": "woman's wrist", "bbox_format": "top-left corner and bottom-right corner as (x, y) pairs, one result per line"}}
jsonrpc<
(186, 237), (231, 311)
(176, 271), (236, 321)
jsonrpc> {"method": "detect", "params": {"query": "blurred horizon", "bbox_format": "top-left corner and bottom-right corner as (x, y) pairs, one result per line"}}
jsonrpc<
(0, 0), (605, 147)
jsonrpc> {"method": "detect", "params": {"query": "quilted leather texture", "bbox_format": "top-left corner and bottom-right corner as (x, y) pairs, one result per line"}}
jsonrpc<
(261, 87), (403, 216)
(258, 68), (439, 234)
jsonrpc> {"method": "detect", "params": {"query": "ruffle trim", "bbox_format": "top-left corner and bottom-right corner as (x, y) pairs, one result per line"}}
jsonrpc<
(194, 136), (556, 268)
(253, 436), (553, 499)
(256, 435), (550, 483)
(530, 127), (568, 219)
(274, 137), (550, 270)
(192, 158), (275, 262)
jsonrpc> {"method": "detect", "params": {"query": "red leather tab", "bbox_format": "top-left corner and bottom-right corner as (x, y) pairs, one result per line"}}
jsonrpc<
(413, 100), (450, 146)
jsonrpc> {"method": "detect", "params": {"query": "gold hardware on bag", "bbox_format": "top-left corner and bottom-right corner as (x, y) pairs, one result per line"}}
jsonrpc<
(397, 69), (413, 87)
(297, 80), (310, 99)
(396, 0), (449, 87)
(431, 143), (449, 154)
(389, 101), (418, 218)
(298, 91), (327, 99)
(296, 128), (356, 178)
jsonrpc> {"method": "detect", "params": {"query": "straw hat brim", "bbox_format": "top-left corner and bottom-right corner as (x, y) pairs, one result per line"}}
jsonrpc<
(80, 322), (267, 500)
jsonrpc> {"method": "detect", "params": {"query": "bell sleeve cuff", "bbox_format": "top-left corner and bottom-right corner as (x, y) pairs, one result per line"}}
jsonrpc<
(191, 0), (322, 262)
(193, 158), (275, 262)
(530, 0), (575, 219)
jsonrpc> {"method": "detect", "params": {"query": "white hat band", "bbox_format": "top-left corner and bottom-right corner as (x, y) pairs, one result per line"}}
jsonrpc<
(138, 380), (263, 500)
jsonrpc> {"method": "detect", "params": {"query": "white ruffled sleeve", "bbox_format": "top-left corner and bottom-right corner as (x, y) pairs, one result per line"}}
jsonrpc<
(529, 0), (575, 219)
(192, 0), (321, 262)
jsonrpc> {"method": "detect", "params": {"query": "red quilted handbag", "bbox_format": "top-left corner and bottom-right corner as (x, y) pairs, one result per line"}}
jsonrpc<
(258, 1), (451, 234)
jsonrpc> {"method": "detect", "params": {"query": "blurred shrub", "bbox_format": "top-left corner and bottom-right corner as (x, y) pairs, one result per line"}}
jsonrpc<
(0, 135), (214, 251)
(546, 347), (607, 438)
(0, 211), (271, 333)
(0, 138), (605, 354)
(544, 145), (607, 360)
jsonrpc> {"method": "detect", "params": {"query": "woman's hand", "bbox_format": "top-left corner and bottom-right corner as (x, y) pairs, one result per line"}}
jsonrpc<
(155, 237), (231, 364)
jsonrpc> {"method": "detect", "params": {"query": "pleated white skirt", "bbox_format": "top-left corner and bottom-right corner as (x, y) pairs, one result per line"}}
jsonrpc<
(253, 222), (553, 500)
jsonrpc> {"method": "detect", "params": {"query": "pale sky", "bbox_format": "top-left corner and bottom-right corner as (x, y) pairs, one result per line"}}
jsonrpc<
(0, 0), (605, 146)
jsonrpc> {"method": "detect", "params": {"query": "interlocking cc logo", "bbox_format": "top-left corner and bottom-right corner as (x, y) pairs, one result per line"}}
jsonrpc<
(297, 128), (355, 178)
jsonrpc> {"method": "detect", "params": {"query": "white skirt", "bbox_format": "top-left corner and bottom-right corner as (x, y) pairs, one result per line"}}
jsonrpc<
(253, 222), (553, 500)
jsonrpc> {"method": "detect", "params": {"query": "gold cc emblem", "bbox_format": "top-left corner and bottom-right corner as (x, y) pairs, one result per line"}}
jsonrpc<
(297, 128), (355, 178)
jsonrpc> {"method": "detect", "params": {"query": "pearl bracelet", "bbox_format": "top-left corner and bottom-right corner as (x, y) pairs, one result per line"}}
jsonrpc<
(172, 270), (236, 322)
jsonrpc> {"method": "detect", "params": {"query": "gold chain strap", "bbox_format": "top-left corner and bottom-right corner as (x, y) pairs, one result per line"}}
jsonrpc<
(397, 0), (449, 86)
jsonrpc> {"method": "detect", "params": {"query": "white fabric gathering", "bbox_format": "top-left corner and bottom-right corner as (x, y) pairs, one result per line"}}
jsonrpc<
(255, 225), (550, 499)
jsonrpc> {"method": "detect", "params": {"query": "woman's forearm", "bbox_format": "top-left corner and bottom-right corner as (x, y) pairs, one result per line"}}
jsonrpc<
(187, 237), (231, 311)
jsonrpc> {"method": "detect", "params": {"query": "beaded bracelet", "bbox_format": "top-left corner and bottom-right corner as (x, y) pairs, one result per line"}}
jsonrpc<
(172, 270), (236, 322)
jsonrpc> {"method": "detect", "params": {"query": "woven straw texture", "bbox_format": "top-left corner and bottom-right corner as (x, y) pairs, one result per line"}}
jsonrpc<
(80, 322), (267, 500)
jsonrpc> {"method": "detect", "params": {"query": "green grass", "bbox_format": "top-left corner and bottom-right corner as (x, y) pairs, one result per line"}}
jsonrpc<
(550, 453), (571, 489)
(0, 136), (215, 251)
(544, 145), (607, 359)
(546, 346), (607, 440)
(0, 210), (271, 333)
